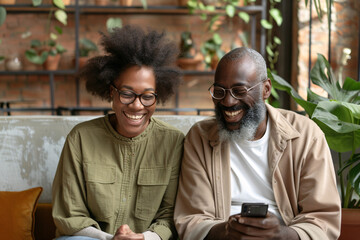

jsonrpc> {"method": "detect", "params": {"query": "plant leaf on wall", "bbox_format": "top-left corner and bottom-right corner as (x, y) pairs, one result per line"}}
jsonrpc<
(53, 0), (65, 9)
(55, 9), (67, 25)
(238, 11), (249, 23)
(269, 8), (282, 26)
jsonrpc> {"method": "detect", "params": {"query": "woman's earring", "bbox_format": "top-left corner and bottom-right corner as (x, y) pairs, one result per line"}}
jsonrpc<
(111, 100), (114, 110)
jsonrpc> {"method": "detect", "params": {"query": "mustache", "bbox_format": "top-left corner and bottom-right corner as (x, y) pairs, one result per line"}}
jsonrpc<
(216, 103), (249, 112)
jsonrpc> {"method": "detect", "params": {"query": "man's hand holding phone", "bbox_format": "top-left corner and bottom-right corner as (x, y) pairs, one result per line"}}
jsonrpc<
(206, 203), (299, 239)
(225, 203), (284, 239)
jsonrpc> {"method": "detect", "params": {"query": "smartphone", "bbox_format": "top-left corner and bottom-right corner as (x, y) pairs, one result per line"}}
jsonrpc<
(241, 203), (268, 217)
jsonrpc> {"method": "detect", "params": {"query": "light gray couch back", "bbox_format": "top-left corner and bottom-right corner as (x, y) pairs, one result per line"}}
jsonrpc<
(0, 115), (208, 203)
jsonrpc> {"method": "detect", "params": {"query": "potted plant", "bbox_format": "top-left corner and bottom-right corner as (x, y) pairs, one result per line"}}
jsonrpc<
(78, 37), (98, 68)
(269, 54), (360, 239)
(26, 36), (67, 70)
(200, 33), (224, 70)
(25, 0), (68, 70)
(176, 31), (202, 70)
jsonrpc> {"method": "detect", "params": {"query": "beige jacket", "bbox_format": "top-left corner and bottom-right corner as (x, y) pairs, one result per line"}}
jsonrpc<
(174, 104), (341, 240)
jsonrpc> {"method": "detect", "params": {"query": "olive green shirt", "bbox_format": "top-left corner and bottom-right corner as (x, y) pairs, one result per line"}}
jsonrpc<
(52, 114), (184, 239)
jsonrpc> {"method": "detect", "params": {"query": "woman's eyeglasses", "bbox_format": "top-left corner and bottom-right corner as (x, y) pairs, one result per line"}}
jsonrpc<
(111, 84), (157, 107)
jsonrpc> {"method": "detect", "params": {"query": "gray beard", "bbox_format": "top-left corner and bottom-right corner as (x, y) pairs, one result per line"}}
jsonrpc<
(215, 101), (267, 142)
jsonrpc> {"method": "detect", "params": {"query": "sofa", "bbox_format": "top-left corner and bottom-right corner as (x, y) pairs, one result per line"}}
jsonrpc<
(0, 115), (208, 240)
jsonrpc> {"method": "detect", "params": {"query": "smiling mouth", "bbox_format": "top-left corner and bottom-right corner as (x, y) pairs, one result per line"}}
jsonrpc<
(224, 110), (243, 117)
(124, 112), (145, 120)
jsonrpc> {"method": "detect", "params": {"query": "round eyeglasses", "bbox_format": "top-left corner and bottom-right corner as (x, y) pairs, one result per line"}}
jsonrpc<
(111, 84), (157, 107)
(208, 80), (265, 100)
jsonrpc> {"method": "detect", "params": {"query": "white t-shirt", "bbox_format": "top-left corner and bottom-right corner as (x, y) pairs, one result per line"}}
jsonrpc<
(230, 118), (284, 223)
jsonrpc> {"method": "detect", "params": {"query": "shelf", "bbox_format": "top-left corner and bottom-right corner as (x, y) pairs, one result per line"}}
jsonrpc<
(0, 69), (213, 76)
(4, 4), (265, 15)
(0, 70), (77, 75)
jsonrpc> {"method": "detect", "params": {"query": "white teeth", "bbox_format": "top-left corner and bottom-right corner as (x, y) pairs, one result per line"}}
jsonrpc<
(124, 113), (144, 120)
(224, 110), (242, 117)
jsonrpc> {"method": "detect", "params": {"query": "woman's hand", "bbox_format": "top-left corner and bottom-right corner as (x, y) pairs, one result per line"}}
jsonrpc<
(112, 224), (144, 240)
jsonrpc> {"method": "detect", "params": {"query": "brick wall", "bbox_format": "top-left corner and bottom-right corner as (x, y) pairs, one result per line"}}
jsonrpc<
(293, 0), (359, 110)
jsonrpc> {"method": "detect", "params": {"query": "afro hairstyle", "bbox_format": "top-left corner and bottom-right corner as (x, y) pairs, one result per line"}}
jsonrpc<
(81, 25), (182, 104)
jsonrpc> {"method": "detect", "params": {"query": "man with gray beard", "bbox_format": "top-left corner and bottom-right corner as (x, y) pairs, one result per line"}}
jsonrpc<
(174, 47), (341, 240)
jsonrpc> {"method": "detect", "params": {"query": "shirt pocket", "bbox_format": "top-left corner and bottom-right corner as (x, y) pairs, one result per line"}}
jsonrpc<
(84, 163), (117, 220)
(135, 167), (170, 221)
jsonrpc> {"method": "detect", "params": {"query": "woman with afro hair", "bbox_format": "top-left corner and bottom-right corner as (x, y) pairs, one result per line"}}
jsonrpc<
(52, 25), (184, 240)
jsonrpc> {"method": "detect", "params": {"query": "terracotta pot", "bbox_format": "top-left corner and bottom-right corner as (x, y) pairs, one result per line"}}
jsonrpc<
(177, 0), (188, 7)
(95, 0), (108, 6)
(119, 0), (132, 6)
(63, 0), (71, 5)
(78, 57), (88, 69)
(238, 0), (245, 6)
(210, 55), (219, 70)
(43, 55), (61, 71)
(0, 0), (16, 4)
(177, 57), (202, 70)
(339, 208), (360, 240)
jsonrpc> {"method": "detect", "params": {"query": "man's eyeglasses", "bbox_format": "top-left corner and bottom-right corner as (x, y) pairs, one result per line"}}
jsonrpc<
(111, 84), (157, 107)
(208, 80), (265, 100)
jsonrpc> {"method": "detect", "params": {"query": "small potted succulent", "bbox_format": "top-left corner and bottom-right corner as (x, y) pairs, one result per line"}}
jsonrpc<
(200, 33), (224, 70)
(176, 31), (202, 70)
(24, 0), (68, 70)
(25, 32), (67, 70)
(77, 37), (98, 68)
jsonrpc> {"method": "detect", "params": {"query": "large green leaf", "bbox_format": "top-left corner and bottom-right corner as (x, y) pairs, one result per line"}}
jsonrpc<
(309, 53), (355, 102)
(268, 70), (317, 116)
(306, 88), (328, 103)
(342, 77), (360, 104)
(311, 101), (360, 152)
(349, 155), (360, 196)
(0, 7), (6, 27)
(339, 153), (360, 197)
